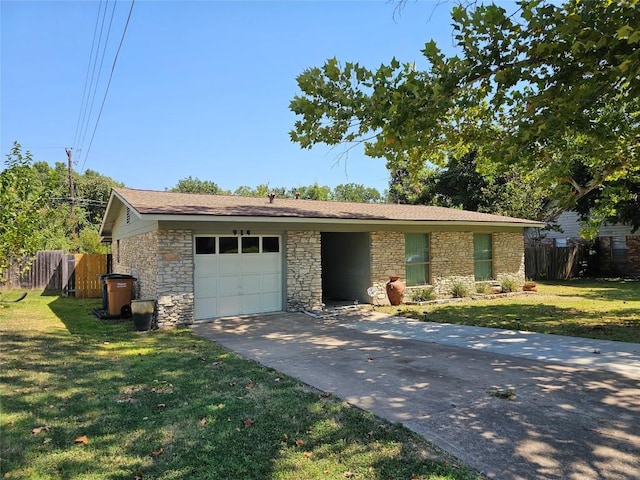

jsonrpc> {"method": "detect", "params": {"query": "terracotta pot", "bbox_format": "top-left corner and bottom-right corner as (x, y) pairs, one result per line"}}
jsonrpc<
(386, 276), (405, 306)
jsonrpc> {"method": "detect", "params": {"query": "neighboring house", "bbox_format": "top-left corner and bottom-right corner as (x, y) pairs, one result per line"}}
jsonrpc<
(99, 188), (543, 327)
(540, 211), (640, 277)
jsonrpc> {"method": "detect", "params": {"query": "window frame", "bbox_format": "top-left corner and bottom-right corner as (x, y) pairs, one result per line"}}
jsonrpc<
(404, 233), (431, 287)
(473, 233), (493, 281)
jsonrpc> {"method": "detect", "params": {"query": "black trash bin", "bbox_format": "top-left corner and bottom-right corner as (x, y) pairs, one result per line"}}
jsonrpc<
(131, 299), (155, 331)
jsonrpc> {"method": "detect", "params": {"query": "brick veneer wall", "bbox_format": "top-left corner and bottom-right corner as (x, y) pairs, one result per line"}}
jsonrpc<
(286, 231), (323, 311)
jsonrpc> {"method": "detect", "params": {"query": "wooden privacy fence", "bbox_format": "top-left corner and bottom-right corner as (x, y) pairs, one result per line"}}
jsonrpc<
(2, 250), (109, 298)
(525, 245), (588, 280)
(70, 254), (108, 298)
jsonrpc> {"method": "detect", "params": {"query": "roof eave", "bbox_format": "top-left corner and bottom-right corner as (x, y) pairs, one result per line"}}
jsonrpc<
(141, 212), (543, 228)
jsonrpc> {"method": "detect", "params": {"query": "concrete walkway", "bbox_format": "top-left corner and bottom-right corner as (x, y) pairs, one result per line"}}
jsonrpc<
(191, 311), (640, 480)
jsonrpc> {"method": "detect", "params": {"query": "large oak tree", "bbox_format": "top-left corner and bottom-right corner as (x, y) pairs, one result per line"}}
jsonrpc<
(290, 0), (639, 228)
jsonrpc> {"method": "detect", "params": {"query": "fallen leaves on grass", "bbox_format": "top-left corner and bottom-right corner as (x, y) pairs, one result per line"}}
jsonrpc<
(242, 418), (255, 427)
(31, 425), (51, 435)
(151, 447), (164, 457)
(74, 435), (89, 445)
(295, 438), (305, 447)
(303, 451), (313, 458)
(245, 381), (254, 389)
(134, 469), (143, 479)
(198, 417), (208, 426)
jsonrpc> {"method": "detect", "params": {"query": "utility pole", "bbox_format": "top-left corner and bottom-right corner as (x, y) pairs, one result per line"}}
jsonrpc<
(66, 148), (76, 237)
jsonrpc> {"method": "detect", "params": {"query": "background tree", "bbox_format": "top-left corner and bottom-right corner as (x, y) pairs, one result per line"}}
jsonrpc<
(0, 143), (49, 279)
(169, 176), (228, 195)
(290, 0), (639, 229)
(331, 183), (383, 203)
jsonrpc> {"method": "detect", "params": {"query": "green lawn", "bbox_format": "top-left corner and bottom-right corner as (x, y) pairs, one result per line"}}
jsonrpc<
(382, 279), (640, 343)
(0, 292), (480, 480)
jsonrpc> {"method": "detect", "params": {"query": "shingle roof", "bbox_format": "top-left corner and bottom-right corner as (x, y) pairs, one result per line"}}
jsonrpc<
(112, 188), (543, 226)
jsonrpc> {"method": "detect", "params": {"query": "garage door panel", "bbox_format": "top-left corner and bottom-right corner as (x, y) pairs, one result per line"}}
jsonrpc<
(218, 277), (240, 296)
(195, 279), (217, 298)
(219, 256), (241, 274)
(261, 255), (280, 272)
(241, 256), (262, 274)
(217, 296), (242, 317)
(261, 273), (281, 292)
(194, 235), (282, 319)
(261, 292), (281, 312)
(195, 297), (217, 320)
(241, 294), (262, 314)
(241, 274), (262, 294)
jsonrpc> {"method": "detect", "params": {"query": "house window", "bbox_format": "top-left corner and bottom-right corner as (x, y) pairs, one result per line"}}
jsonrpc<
(474, 233), (493, 280)
(405, 233), (430, 286)
(195, 237), (216, 254)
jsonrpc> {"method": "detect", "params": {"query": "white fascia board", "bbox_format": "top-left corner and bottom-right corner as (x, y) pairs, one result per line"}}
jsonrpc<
(140, 213), (543, 229)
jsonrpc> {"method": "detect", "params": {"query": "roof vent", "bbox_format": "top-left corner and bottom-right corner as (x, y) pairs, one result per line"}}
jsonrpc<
(268, 193), (276, 203)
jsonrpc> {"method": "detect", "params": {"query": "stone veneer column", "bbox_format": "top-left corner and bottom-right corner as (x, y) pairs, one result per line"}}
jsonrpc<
(493, 232), (525, 283)
(286, 231), (323, 311)
(156, 229), (194, 327)
(369, 231), (405, 305)
(430, 231), (475, 296)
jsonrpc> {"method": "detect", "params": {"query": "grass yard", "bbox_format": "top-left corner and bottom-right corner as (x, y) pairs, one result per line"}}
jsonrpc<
(0, 291), (480, 480)
(382, 279), (640, 343)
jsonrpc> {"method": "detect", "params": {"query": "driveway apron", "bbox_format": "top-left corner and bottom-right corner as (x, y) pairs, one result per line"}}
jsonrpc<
(190, 311), (640, 480)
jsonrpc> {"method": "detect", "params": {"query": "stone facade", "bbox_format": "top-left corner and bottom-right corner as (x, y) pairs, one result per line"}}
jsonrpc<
(369, 231), (405, 305)
(156, 230), (194, 327)
(114, 229), (194, 327)
(430, 231), (475, 296)
(493, 232), (526, 284)
(286, 231), (323, 311)
(115, 226), (529, 325)
(114, 231), (159, 300)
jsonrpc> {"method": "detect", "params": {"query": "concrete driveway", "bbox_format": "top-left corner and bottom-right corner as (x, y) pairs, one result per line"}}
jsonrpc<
(190, 310), (640, 480)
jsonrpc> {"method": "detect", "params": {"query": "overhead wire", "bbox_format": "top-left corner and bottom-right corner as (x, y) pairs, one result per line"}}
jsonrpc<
(72, 1), (104, 149)
(74, 0), (110, 150)
(77, 0), (118, 154)
(79, 0), (135, 173)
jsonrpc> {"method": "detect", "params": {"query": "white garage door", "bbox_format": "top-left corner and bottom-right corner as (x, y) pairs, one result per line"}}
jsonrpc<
(194, 235), (282, 320)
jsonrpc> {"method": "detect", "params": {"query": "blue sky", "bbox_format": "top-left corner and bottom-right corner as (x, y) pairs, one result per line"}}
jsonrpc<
(2, 1), (463, 194)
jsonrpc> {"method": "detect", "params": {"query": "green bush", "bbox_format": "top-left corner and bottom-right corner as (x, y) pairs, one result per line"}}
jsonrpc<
(450, 278), (470, 298)
(500, 275), (521, 293)
(475, 281), (491, 294)
(410, 286), (436, 302)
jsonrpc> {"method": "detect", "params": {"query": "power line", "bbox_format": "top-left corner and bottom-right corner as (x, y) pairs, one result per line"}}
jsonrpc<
(73, 1), (104, 148)
(75, 1), (110, 151)
(80, 0), (135, 173)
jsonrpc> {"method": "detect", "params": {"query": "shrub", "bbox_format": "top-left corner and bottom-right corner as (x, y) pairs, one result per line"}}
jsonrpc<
(500, 275), (521, 293)
(410, 287), (436, 302)
(450, 278), (470, 298)
(475, 281), (491, 294)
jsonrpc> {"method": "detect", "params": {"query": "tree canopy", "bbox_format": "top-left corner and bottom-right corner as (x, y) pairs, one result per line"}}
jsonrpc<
(290, 0), (639, 228)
